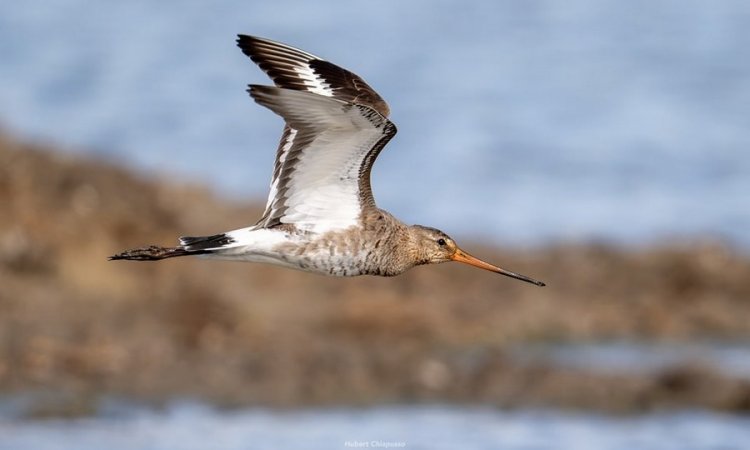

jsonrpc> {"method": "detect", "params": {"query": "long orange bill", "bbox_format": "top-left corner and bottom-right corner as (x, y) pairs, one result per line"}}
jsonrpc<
(451, 248), (546, 287)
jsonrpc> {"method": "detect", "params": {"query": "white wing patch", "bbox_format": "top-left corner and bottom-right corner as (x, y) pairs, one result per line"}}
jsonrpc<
(265, 127), (297, 214)
(250, 85), (394, 234)
(279, 129), (384, 232)
(292, 66), (334, 97)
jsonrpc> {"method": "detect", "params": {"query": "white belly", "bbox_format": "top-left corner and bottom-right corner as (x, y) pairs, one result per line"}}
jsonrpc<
(200, 227), (370, 276)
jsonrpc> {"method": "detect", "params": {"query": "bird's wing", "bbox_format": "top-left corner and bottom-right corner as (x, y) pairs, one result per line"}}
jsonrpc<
(236, 35), (393, 228)
(248, 85), (396, 233)
(237, 35), (390, 116)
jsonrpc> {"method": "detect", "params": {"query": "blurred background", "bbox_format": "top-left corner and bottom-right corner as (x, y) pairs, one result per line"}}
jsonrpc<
(1, 0), (749, 448)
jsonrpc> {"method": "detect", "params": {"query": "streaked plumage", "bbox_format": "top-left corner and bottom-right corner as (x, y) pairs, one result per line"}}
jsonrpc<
(110, 35), (545, 286)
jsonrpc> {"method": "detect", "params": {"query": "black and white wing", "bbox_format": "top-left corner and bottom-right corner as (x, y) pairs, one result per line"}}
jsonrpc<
(237, 35), (390, 116)
(237, 35), (396, 232)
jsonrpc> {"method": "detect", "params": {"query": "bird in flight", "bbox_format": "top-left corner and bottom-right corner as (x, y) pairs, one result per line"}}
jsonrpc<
(110, 35), (545, 286)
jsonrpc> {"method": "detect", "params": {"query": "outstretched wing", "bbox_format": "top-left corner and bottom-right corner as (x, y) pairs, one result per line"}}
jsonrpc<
(236, 35), (394, 229)
(248, 85), (396, 233)
(237, 35), (390, 116)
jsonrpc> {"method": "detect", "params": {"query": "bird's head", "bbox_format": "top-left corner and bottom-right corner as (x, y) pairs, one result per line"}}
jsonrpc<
(408, 225), (545, 286)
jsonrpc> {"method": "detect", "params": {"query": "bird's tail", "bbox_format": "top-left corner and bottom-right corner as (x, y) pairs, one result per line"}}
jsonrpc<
(109, 233), (233, 261)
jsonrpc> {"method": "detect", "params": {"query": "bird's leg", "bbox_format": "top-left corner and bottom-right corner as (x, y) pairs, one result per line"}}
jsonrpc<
(109, 245), (192, 261)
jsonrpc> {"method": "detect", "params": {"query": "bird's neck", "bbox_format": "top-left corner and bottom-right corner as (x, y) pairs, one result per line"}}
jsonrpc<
(356, 209), (419, 276)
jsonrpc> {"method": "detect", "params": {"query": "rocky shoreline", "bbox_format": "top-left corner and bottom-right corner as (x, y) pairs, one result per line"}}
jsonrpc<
(1, 132), (750, 416)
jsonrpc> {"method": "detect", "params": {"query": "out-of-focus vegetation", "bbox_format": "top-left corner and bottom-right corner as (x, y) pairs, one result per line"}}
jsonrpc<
(1, 132), (750, 417)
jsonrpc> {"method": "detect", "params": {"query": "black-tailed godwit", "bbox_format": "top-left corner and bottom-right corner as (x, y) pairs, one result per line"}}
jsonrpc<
(110, 35), (545, 287)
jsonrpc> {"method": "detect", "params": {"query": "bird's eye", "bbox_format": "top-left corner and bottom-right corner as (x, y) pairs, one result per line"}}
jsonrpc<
(437, 238), (447, 246)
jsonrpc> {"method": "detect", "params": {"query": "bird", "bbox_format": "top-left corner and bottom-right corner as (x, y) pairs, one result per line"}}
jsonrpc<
(109, 35), (545, 287)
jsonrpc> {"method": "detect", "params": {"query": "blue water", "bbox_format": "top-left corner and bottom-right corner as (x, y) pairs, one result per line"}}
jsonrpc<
(1, 405), (749, 450)
(511, 342), (750, 379)
(3, 342), (750, 449)
(1, 1), (749, 247)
